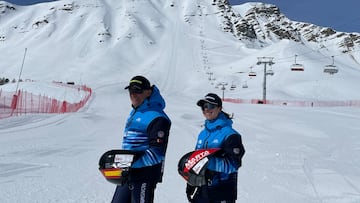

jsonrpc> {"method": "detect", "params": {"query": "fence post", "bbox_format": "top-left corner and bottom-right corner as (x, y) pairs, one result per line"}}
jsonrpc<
(11, 94), (18, 110)
(10, 91), (20, 116)
(61, 101), (67, 113)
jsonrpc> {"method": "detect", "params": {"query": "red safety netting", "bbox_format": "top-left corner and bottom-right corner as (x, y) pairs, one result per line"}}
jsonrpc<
(0, 84), (92, 119)
(223, 98), (360, 107)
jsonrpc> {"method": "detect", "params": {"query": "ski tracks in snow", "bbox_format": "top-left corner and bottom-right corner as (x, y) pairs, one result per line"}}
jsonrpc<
(302, 157), (360, 202)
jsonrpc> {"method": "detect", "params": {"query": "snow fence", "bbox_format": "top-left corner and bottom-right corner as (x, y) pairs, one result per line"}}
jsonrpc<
(224, 98), (360, 107)
(0, 84), (92, 119)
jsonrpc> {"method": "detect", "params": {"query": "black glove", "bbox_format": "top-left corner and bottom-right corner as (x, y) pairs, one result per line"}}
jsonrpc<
(214, 149), (227, 157)
(186, 184), (198, 202)
(119, 168), (130, 185)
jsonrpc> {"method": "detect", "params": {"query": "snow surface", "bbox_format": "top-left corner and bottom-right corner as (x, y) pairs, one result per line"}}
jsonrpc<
(1, 0), (360, 202)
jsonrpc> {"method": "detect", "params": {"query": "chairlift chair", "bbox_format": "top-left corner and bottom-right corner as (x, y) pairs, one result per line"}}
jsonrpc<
(248, 66), (256, 77)
(266, 64), (275, 76)
(291, 54), (304, 71)
(324, 65), (338, 75)
(248, 71), (256, 77)
(242, 81), (248, 88)
(230, 83), (236, 90)
(291, 64), (305, 71)
(323, 56), (338, 75)
(266, 69), (274, 76)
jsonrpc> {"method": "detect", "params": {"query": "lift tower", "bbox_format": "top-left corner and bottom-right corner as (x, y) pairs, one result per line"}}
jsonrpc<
(257, 57), (275, 104)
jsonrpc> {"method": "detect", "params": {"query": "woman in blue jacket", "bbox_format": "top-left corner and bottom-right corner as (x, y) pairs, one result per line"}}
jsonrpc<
(186, 93), (245, 203)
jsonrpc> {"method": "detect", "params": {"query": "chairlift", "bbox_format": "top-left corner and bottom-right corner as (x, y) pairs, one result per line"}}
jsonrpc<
(266, 69), (274, 76)
(290, 54), (304, 71)
(248, 66), (256, 77)
(0, 34), (5, 41)
(323, 56), (338, 75)
(266, 65), (274, 76)
(230, 83), (236, 90)
(248, 72), (256, 77)
(242, 81), (248, 88)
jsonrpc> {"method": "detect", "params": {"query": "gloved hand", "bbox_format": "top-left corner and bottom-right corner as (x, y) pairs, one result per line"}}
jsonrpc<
(119, 168), (130, 185)
(186, 184), (198, 202)
(214, 149), (227, 157)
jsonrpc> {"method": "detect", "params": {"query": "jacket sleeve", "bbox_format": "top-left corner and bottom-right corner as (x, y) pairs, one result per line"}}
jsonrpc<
(129, 117), (171, 182)
(147, 117), (171, 155)
(219, 134), (245, 168)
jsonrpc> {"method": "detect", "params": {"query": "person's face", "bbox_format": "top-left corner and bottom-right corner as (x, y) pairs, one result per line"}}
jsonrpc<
(129, 88), (151, 108)
(201, 102), (221, 120)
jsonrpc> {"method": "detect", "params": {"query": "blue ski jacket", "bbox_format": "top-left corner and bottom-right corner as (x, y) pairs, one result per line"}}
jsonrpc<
(122, 85), (171, 170)
(195, 112), (245, 184)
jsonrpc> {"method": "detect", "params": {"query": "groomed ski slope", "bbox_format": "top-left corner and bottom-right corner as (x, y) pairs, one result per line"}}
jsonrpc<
(1, 86), (360, 202)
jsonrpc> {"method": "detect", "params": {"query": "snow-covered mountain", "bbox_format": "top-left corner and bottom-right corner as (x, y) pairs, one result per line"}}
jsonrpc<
(1, 0), (360, 100)
(222, 2), (360, 51)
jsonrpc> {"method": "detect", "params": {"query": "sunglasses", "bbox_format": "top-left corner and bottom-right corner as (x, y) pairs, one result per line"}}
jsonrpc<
(128, 87), (144, 94)
(201, 102), (217, 111)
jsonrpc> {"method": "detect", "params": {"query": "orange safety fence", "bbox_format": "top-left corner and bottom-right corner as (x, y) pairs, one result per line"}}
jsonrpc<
(0, 84), (92, 119)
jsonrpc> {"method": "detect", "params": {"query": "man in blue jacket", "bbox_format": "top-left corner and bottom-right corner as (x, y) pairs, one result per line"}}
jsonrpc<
(112, 75), (171, 203)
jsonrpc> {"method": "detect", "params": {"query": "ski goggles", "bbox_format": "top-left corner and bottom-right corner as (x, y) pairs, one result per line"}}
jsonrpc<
(128, 85), (144, 94)
(201, 102), (218, 111)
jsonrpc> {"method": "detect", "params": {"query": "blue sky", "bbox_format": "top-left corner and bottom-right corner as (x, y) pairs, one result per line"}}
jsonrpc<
(229, 0), (360, 33)
(5, 0), (360, 33)
(5, 0), (57, 5)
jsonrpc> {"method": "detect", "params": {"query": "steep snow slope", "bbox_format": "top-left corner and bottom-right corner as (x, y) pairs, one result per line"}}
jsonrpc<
(2, 0), (359, 101)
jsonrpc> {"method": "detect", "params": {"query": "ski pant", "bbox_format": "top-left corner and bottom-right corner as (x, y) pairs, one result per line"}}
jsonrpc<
(186, 177), (237, 203)
(191, 194), (236, 203)
(189, 186), (235, 203)
(111, 181), (157, 203)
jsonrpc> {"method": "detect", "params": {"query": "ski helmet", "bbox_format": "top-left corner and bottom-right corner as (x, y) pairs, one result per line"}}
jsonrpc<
(177, 148), (220, 186)
(98, 150), (136, 185)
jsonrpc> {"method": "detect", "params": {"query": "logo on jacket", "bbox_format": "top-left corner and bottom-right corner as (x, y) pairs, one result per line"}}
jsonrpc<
(212, 139), (219, 144)
(157, 131), (165, 138)
(233, 148), (240, 154)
